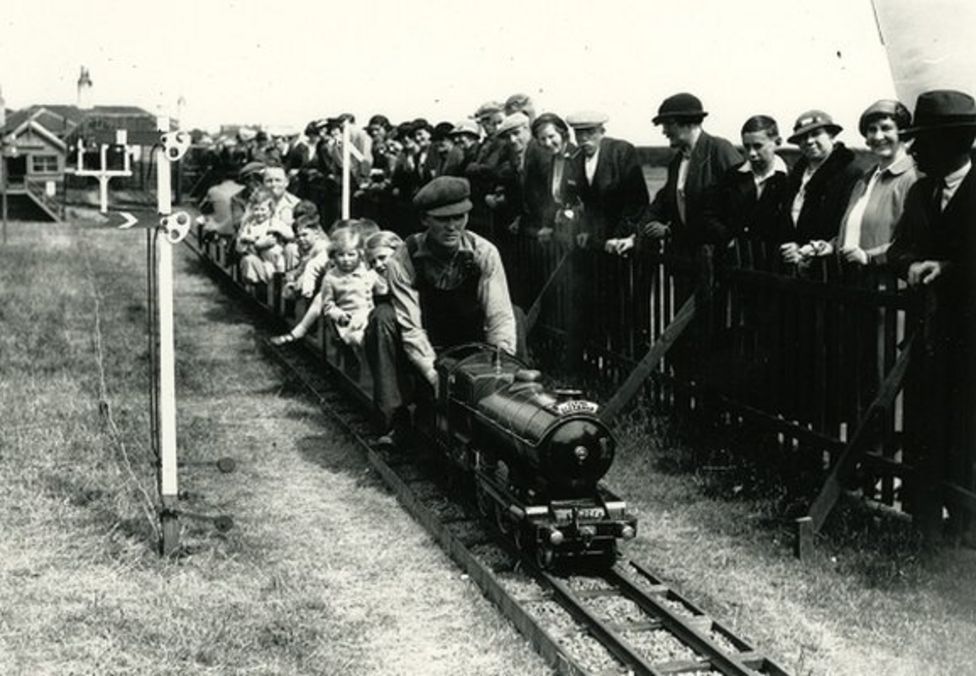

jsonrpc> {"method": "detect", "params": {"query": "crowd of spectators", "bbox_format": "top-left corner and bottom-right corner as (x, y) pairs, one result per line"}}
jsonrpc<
(195, 90), (950, 279)
(195, 89), (974, 500)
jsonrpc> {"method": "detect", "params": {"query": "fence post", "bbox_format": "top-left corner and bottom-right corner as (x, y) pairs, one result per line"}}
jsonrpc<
(910, 288), (949, 542)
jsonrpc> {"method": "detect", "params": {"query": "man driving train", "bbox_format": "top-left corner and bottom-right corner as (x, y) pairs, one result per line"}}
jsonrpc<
(365, 175), (519, 443)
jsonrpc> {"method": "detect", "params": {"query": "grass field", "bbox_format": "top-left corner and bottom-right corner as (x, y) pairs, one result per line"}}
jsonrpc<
(0, 221), (549, 676)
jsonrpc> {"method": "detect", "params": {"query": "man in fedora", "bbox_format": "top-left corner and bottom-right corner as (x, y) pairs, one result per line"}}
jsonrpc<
(888, 89), (976, 540)
(365, 176), (518, 441)
(613, 92), (740, 257)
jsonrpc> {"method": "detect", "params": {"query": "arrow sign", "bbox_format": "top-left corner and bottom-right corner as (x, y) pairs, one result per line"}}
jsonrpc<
(117, 211), (138, 229)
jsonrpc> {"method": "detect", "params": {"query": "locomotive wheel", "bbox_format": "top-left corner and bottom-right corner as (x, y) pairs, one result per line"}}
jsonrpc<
(475, 483), (492, 518)
(535, 545), (555, 571)
(494, 503), (512, 535)
(513, 524), (529, 554)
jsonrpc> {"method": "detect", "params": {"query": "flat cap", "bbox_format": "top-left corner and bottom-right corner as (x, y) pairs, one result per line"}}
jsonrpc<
(450, 119), (481, 138)
(652, 93), (708, 124)
(565, 111), (609, 129)
(239, 161), (267, 178)
(505, 93), (533, 112)
(414, 176), (473, 217)
(474, 101), (504, 118)
(237, 126), (257, 141)
(496, 112), (530, 136)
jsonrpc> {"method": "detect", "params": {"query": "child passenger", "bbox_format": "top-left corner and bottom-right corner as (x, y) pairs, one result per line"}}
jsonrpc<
(270, 226), (381, 346)
(236, 188), (285, 284)
(364, 230), (403, 301)
(320, 228), (376, 346)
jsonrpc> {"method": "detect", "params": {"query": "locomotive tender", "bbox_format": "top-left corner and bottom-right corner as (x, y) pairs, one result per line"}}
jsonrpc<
(430, 343), (637, 568)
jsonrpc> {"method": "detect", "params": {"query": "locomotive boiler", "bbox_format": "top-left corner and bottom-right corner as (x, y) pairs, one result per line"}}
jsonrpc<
(431, 344), (637, 567)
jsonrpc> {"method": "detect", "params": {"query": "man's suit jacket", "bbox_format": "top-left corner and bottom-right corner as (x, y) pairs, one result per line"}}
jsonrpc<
(568, 137), (649, 246)
(887, 164), (976, 468)
(643, 131), (742, 250)
(703, 160), (793, 243)
(889, 167), (976, 314)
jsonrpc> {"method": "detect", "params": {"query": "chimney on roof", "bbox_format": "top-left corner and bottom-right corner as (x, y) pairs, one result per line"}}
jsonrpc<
(77, 66), (93, 109)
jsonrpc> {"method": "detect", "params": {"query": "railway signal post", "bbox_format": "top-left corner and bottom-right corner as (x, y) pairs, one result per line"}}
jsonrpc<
(67, 130), (134, 214)
(153, 116), (192, 556)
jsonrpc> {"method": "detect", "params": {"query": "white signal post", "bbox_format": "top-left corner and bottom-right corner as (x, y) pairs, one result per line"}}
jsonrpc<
(341, 120), (351, 219)
(154, 115), (192, 556)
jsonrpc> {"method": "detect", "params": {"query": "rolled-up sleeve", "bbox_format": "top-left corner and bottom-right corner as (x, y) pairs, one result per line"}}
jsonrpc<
(300, 254), (328, 298)
(477, 245), (517, 354)
(388, 253), (438, 379)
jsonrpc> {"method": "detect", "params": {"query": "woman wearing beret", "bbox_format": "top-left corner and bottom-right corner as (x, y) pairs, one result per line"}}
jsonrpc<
(809, 100), (919, 266)
(780, 110), (863, 264)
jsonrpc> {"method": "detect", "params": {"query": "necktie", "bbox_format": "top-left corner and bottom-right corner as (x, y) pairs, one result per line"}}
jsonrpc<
(933, 179), (946, 214)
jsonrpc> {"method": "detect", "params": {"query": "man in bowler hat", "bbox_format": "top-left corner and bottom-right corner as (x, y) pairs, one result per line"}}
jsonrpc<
(613, 92), (740, 257)
(365, 176), (518, 440)
(888, 89), (976, 540)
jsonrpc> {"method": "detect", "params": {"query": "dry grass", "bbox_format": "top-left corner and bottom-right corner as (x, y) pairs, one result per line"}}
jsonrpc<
(605, 404), (976, 676)
(0, 222), (550, 676)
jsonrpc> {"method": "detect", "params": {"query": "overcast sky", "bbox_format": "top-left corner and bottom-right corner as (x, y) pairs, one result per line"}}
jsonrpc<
(0, 0), (972, 146)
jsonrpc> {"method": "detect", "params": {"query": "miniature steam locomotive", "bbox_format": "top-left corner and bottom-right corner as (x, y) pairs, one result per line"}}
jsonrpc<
(427, 343), (637, 568)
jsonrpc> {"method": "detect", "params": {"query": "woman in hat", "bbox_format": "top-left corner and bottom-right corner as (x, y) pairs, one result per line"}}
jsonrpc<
(807, 100), (918, 266)
(522, 112), (579, 241)
(780, 110), (863, 264)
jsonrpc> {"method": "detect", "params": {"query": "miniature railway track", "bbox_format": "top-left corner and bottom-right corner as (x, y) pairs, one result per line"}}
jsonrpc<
(184, 232), (790, 676)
